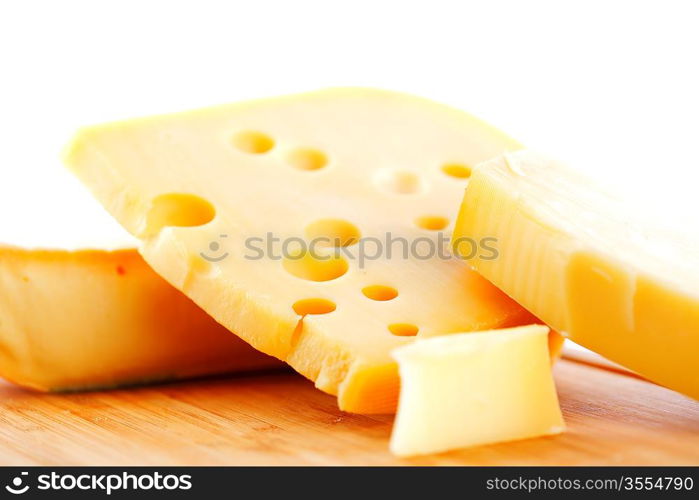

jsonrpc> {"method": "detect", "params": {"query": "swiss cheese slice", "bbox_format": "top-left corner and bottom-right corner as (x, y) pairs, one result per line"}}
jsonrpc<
(453, 150), (699, 399)
(0, 246), (280, 391)
(65, 88), (558, 413)
(390, 325), (564, 457)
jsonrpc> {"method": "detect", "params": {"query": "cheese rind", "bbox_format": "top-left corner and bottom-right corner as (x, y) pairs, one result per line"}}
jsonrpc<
(65, 88), (558, 413)
(453, 151), (699, 399)
(390, 325), (564, 457)
(0, 246), (280, 391)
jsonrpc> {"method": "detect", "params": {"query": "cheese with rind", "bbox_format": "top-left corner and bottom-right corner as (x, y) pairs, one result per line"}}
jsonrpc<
(0, 246), (280, 391)
(453, 150), (699, 400)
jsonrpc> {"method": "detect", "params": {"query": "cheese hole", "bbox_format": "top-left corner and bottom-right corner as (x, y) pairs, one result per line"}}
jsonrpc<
(287, 148), (328, 170)
(283, 249), (349, 282)
(415, 215), (449, 231)
(232, 131), (275, 154)
(293, 298), (337, 316)
(362, 285), (398, 301)
(143, 193), (215, 237)
(441, 163), (472, 179)
(190, 255), (213, 275)
(388, 323), (419, 336)
(305, 219), (361, 247)
(376, 169), (423, 195)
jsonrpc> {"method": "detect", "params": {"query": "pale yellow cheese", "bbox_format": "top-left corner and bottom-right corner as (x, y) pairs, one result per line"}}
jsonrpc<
(453, 151), (699, 399)
(390, 325), (565, 457)
(0, 246), (280, 391)
(64, 88), (560, 413)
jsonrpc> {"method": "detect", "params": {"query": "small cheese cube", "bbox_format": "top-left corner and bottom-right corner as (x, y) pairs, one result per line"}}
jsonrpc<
(390, 325), (565, 457)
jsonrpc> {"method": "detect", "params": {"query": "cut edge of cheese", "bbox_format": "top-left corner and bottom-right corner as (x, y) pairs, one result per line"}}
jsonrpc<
(64, 88), (561, 413)
(0, 245), (281, 391)
(389, 324), (565, 457)
(453, 150), (699, 400)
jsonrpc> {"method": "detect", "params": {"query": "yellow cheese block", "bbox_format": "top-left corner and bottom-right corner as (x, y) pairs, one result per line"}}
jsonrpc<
(64, 88), (560, 413)
(453, 151), (699, 399)
(390, 325), (565, 457)
(0, 246), (280, 391)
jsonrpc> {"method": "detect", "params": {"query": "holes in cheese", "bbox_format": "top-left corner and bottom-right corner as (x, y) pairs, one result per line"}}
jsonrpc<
(388, 323), (419, 337)
(389, 325), (565, 457)
(232, 130), (275, 154)
(143, 193), (215, 237)
(304, 219), (361, 247)
(287, 148), (328, 171)
(293, 298), (337, 316)
(375, 169), (424, 195)
(65, 88), (559, 414)
(441, 163), (472, 179)
(362, 285), (399, 301)
(282, 248), (349, 282)
(414, 215), (449, 231)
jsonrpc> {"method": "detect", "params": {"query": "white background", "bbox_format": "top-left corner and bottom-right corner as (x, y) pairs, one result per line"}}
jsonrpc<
(0, 0), (697, 248)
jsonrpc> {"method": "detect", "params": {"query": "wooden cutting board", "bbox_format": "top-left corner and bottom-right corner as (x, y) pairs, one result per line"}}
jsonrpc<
(0, 358), (697, 465)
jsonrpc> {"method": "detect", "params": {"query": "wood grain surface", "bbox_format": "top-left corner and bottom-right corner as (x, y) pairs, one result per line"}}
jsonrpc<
(0, 359), (697, 465)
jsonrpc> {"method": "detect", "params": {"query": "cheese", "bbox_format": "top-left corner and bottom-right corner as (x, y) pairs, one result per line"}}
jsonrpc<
(64, 88), (561, 413)
(390, 325), (565, 457)
(453, 150), (699, 399)
(0, 246), (280, 391)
